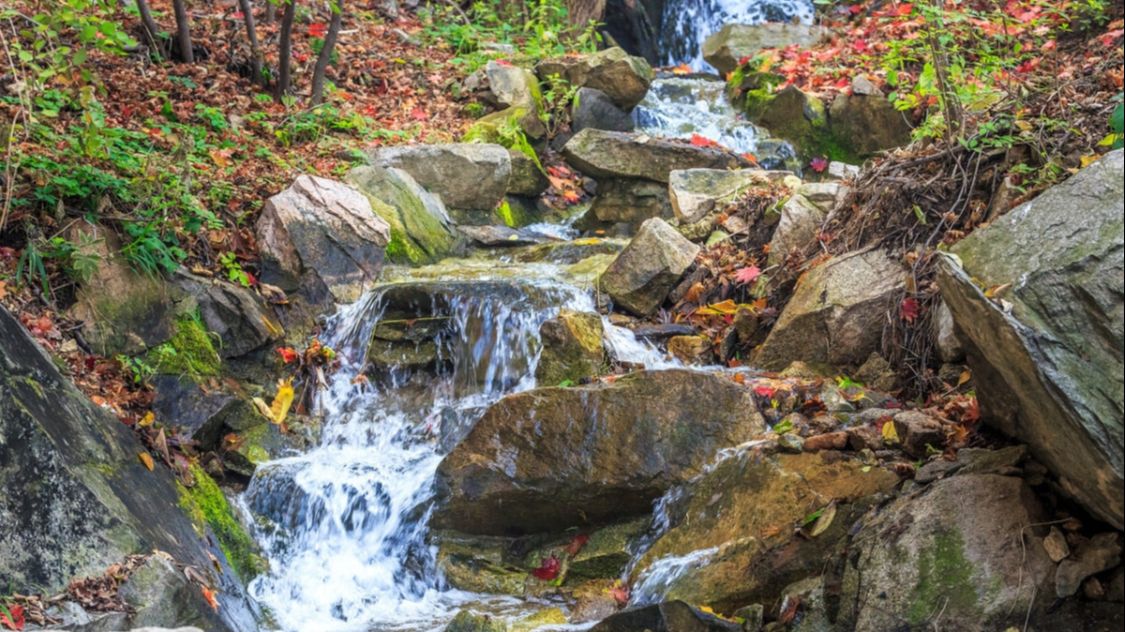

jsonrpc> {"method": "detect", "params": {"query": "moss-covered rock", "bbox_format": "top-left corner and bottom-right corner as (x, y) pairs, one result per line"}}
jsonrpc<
(535, 47), (653, 110)
(535, 309), (606, 386)
(148, 315), (222, 379)
(444, 610), (508, 632)
(347, 165), (457, 265)
(177, 463), (265, 582)
(839, 474), (1054, 631)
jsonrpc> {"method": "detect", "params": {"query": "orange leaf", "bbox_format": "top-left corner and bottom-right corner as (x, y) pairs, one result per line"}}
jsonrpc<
(200, 586), (220, 612)
(138, 452), (155, 471)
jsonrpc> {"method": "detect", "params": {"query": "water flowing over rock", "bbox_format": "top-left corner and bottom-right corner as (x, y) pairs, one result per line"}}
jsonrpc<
(938, 149), (1124, 529)
(657, 0), (815, 69)
(257, 175), (390, 302)
(368, 143), (512, 211)
(702, 22), (827, 76)
(536, 47), (654, 110)
(839, 474), (1053, 631)
(629, 450), (897, 611)
(600, 218), (701, 316)
(563, 129), (749, 183)
(0, 306), (255, 631)
(755, 249), (904, 370)
(432, 369), (765, 535)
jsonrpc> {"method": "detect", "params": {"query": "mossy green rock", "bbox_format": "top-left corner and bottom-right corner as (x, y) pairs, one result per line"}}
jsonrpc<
(435, 532), (528, 596)
(178, 463), (265, 582)
(630, 451), (897, 612)
(938, 149), (1124, 529)
(433, 369), (765, 535)
(367, 143), (511, 212)
(563, 129), (749, 183)
(839, 474), (1054, 631)
(0, 306), (255, 631)
(347, 165), (457, 265)
(535, 309), (606, 386)
(444, 610), (508, 632)
(828, 94), (912, 159)
(743, 86), (853, 163)
(703, 23), (828, 77)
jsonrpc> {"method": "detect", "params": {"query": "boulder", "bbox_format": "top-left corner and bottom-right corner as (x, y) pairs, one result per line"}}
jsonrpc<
(368, 143), (512, 211)
(68, 222), (177, 356)
(118, 554), (211, 629)
(666, 335), (713, 365)
(536, 47), (653, 110)
(828, 93), (912, 158)
(600, 218), (700, 316)
(0, 306), (255, 631)
(507, 149), (549, 197)
(796, 181), (845, 212)
(937, 149), (1124, 528)
(839, 474), (1054, 631)
(741, 86), (836, 162)
(346, 165), (457, 264)
(563, 129), (748, 183)
(765, 193), (827, 266)
(444, 610), (506, 632)
(172, 270), (283, 358)
(629, 451), (897, 612)
(590, 601), (741, 632)
(257, 175), (390, 302)
(587, 178), (672, 226)
(702, 23), (828, 76)
(432, 369), (765, 534)
(572, 87), (636, 133)
(755, 249), (904, 370)
(481, 60), (546, 138)
(668, 168), (785, 224)
(535, 309), (606, 385)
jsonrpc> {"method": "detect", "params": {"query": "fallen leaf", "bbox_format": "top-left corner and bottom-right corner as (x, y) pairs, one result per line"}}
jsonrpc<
(138, 411), (155, 427)
(276, 347), (299, 364)
(564, 533), (590, 557)
(881, 420), (900, 444)
(269, 379), (295, 426)
(531, 555), (561, 580)
(200, 586), (219, 612)
(734, 265), (761, 285)
(901, 297), (921, 323)
(138, 452), (155, 471)
(1, 603), (26, 631)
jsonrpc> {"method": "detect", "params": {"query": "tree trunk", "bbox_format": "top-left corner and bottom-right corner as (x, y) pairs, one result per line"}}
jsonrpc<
(310, 1), (344, 105)
(266, 1), (277, 24)
(238, 0), (263, 84)
(134, 0), (165, 59)
(171, 0), (194, 63)
(275, 0), (297, 100)
(566, 0), (606, 28)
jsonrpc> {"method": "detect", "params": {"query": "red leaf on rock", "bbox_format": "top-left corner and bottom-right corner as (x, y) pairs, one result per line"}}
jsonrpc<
(609, 582), (630, 606)
(564, 533), (590, 556)
(689, 133), (717, 148)
(754, 385), (776, 398)
(276, 347), (299, 364)
(0, 604), (25, 631)
(901, 297), (921, 323)
(734, 265), (761, 285)
(531, 555), (561, 580)
(810, 156), (829, 173)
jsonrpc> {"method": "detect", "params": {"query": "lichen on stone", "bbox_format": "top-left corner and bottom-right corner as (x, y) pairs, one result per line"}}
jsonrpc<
(177, 463), (264, 582)
(148, 314), (221, 379)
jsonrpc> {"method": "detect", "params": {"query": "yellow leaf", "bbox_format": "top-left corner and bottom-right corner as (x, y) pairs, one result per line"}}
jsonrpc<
(269, 378), (294, 426)
(208, 148), (231, 169)
(138, 411), (156, 427)
(1079, 154), (1099, 168)
(881, 421), (900, 444)
(138, 452), (155, 471)
(957, 369), (972, 387)
(252, 396), (274, 422)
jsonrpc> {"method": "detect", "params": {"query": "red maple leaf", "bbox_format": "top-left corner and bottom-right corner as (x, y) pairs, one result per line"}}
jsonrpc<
(754, 385), (776, 398)
(809, 156), (829, 173)
(734, 265), (761, 285)
(901, 297), (921, 323)
(531, 555), (561, 580)
(308, 22), (328, 38)
(609, 582), (630, 606)
(276, 347), (299, 364)
(689, 133), (717, 148)
(409, 107), (428, 121)
(0, 604), (25, 631)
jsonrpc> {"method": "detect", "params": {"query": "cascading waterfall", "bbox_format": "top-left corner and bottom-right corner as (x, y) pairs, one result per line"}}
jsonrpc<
(242, 265), (671, 631)
(658, 0), (816, 70)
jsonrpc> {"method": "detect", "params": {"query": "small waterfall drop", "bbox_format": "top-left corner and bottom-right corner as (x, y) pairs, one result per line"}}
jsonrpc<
(658, 0), (816, 70)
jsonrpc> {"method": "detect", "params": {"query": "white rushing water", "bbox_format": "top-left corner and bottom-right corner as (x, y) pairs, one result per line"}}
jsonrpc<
(242, 262), (673, 631)
(659, 0), (816, 70)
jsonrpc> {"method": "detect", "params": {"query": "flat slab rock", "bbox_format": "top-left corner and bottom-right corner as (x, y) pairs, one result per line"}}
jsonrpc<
(562, 129), (750, 183)
(432, 369), (765, 535)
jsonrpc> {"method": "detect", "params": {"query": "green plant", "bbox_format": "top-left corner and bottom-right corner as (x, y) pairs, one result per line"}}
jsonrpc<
(539, 73), (579, 138)
(148, 313), (222, 379)
(219, 251), (251, 287)
(117, 353), (157, 385)
(1102, 92), (1124, 150)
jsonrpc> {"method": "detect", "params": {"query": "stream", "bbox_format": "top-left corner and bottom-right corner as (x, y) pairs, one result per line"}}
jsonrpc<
(241, 2), (799, 630)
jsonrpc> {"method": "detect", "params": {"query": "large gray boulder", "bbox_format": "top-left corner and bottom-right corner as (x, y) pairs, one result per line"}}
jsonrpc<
(840, 474), (1054, 631)
(257, 175), (390, 302)
(590, 601), (741, 632)
(938, 149), (1124, 529)
(702, 23), (828, 76)
(347, 165), (457, 265)
(536, 47), (653, 110)
(587, 178), (672, 227)
(172, 270), (284, 358)
(563, 129), (749, 183)
(368, 143), (512, 211)
(765, 192), (828, 266)
(755, 249), (904, 369)
(0, 306), (256, 631)
(432, 369), (765, 535)
(600, 218), (700, 316)
(669, 168), (784, 224)
(571, 87), (635, 134)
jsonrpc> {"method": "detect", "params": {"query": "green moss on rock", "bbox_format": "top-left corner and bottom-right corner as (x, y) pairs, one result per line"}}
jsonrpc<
(148, 315), (221, 379)
(909, 530), (980, 624)
(178, 463), (264, 582)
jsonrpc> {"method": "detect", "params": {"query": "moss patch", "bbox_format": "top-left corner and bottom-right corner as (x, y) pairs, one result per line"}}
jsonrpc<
(148, 315), (221, 379)
(908, 529), (979, 624)
(178, 463), (264, 582)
